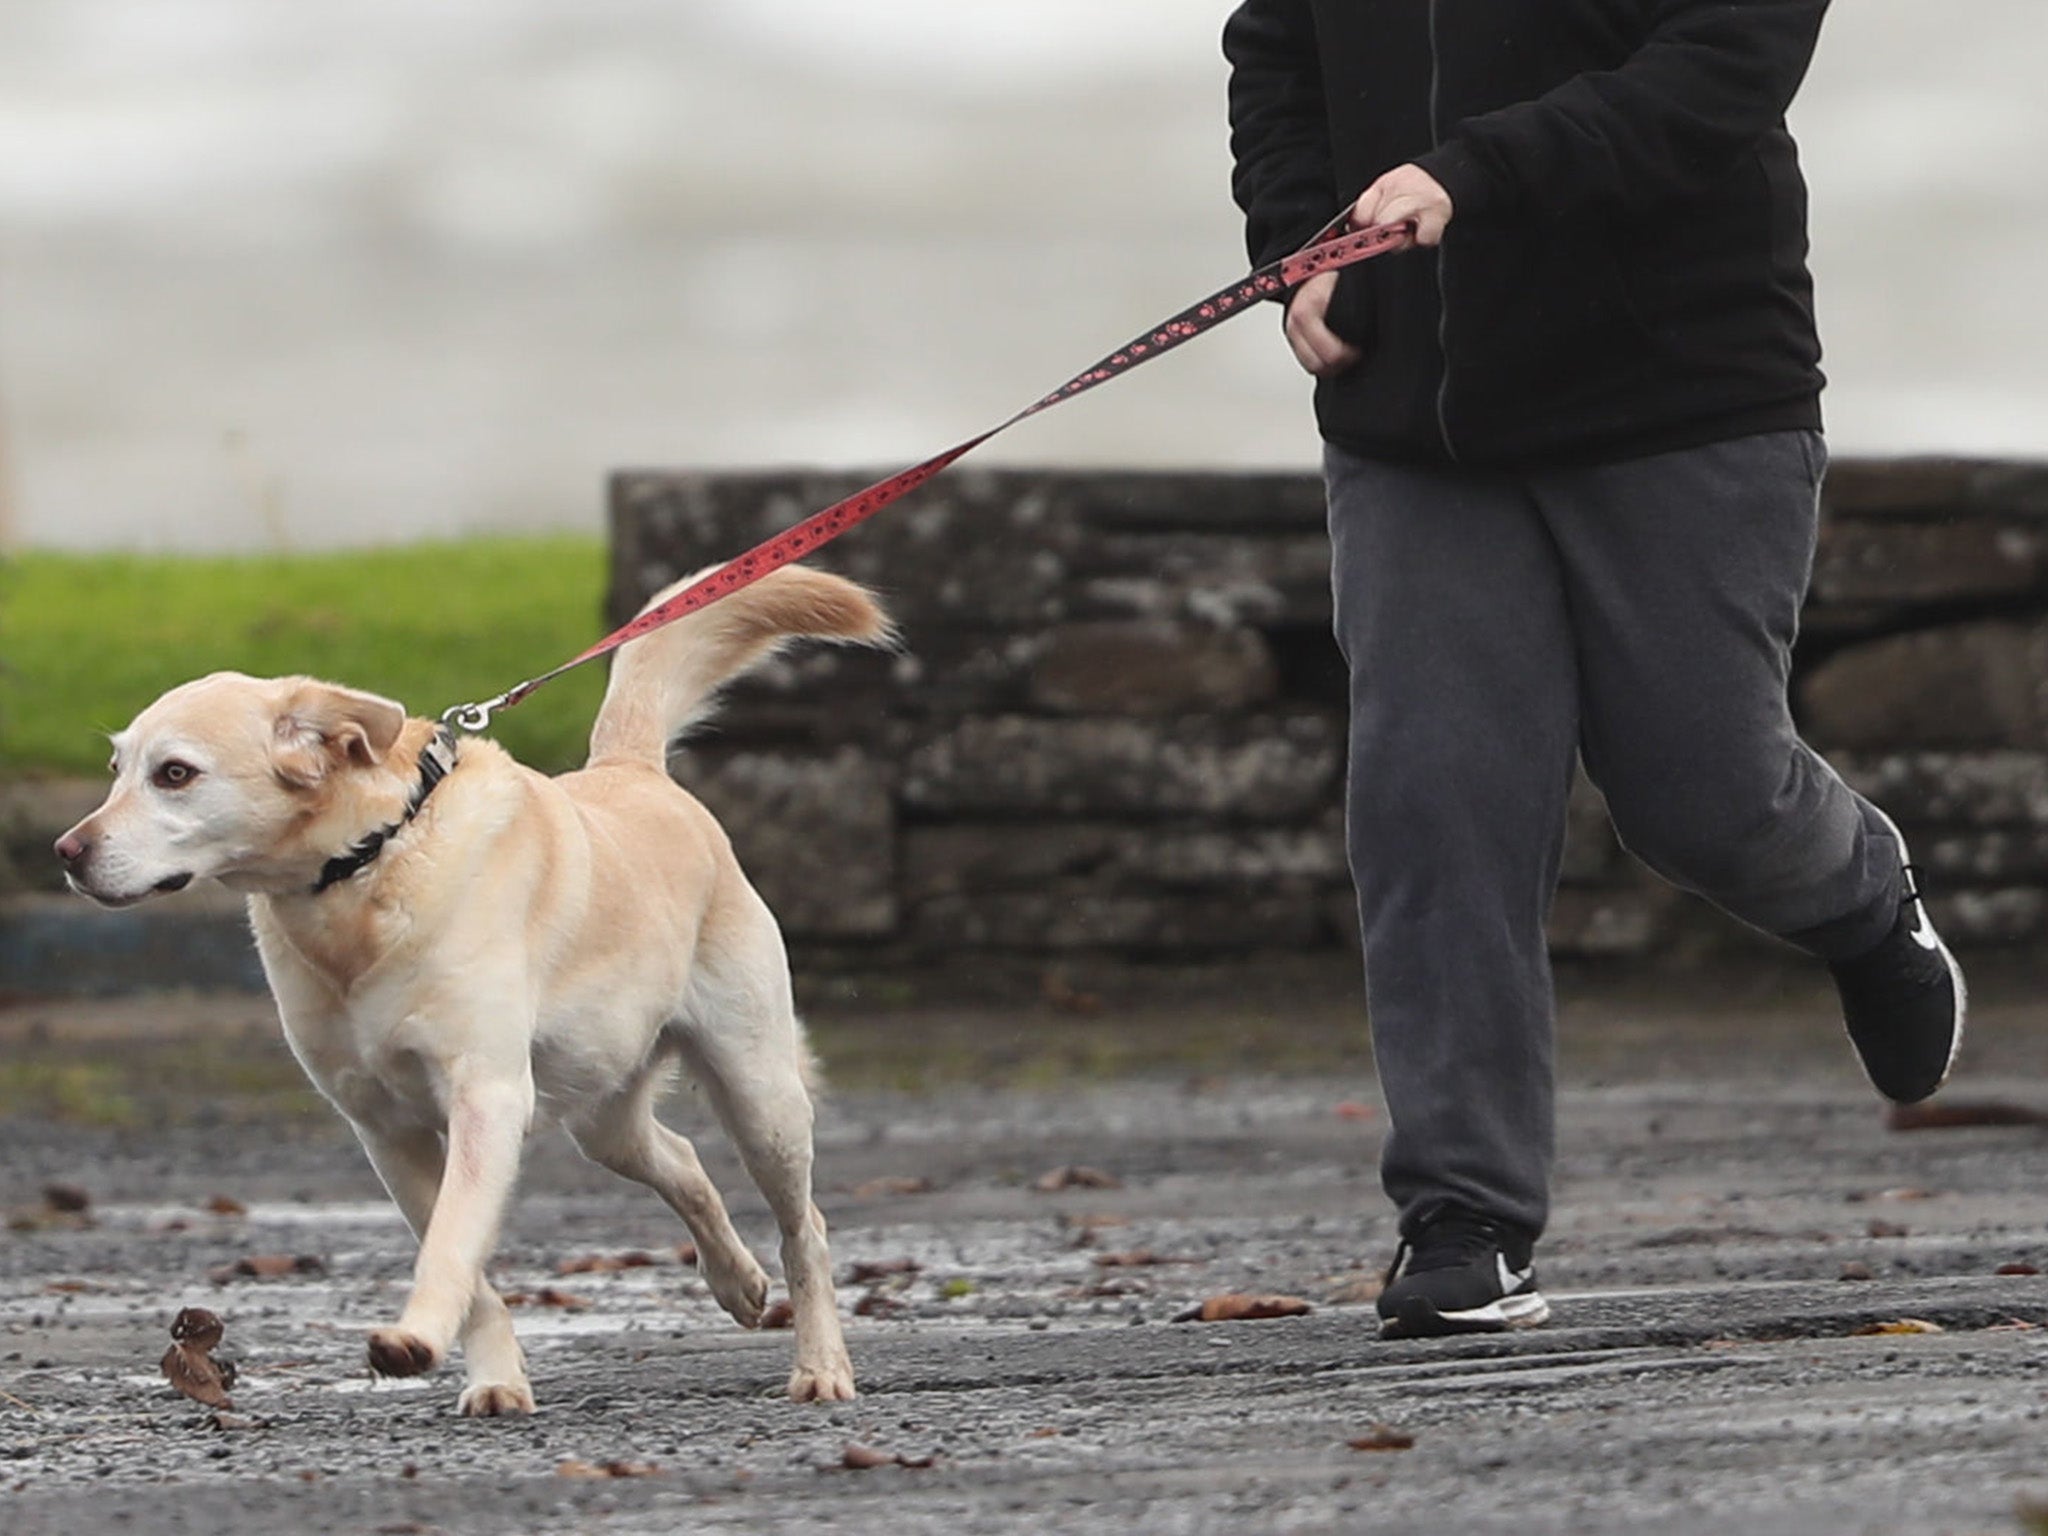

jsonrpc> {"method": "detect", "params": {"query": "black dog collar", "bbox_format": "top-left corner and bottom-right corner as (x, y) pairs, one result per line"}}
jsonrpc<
(311, 726), (460, 895)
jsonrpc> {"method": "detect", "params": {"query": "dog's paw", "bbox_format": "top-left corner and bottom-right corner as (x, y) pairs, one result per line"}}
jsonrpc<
(701, 1248), (771, 1329)
(457, 1380), (536, 1418)
(788, 1358), (857, 1403)
(367, 1328), (441, 1378)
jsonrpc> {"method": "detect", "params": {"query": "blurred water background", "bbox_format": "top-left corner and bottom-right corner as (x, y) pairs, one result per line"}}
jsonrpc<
(0, 0), (2041, 551)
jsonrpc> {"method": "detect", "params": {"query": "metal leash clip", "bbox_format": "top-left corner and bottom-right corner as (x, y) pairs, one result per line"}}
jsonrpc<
(440, 693), (511, 734)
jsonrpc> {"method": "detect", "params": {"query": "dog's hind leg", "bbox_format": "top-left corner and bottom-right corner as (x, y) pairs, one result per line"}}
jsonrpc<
(679, 905), (856, 1402)
(566, 1067), (770, 1328)
(353, 1123), (534, 1416)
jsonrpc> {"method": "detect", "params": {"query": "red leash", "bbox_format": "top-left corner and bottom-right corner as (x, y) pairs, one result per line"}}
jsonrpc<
(442, 215), (1414, 733)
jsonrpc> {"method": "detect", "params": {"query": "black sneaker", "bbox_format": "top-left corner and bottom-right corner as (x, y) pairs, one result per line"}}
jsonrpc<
(1376, 1206), (1549, 1339)
(1829, 808), (1966, 1105)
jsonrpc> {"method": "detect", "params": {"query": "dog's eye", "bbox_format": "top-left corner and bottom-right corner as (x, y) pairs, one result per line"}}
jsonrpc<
(153, 761), (200, 789)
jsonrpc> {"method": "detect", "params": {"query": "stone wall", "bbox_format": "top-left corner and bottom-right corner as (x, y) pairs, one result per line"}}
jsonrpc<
(609, 460), (2048, 971)
(1801, 460), (2048, 947)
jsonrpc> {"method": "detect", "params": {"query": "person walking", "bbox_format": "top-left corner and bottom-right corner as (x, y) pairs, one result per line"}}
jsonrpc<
(1222, 0), (1965, 1340)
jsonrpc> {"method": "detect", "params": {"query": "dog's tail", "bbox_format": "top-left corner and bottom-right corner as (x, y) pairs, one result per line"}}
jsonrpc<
(587, 564), (894, 768)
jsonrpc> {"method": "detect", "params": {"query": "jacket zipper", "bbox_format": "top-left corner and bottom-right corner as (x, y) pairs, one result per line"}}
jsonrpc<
(1427, 0), (1458, 461)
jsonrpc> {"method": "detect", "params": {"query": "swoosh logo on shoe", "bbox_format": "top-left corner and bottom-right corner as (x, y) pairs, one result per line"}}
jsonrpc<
(1495, 1254), (1533, 1292)
(1907, 901), (1941, 953)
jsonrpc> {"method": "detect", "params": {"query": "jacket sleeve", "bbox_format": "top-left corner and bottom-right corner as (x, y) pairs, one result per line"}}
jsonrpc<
(1416, 0), (1830, 221)
(1223, 0), (1338, 271)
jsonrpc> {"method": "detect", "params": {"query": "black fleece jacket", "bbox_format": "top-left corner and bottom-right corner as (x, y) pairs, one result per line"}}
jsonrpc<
(1224, 0), (1830, 468)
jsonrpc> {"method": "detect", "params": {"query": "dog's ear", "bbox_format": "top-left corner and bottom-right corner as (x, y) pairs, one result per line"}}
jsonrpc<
(272, 682), (409, 788)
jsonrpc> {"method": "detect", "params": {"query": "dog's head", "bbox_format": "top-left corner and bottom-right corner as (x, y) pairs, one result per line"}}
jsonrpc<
(55, 672), (410, 907)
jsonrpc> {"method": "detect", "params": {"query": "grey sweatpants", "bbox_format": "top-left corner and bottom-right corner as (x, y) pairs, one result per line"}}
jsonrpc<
(1324, 432), (1901, 1240)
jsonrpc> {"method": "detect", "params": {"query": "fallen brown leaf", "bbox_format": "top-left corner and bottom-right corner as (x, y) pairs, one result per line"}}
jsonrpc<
(7, 1190), (96, 1233)
(1850, 1318), (1944, 1336)
(675, 1243), (698, 1266)
(1059, 1212), (1131, 1232)
(1875, 1187), (1937, 1202)
(838, 1442), (937, 1471)
(556, 1459), (661, 1479)
(847, 1257), (923, 1283)
(162, 1344), (234, 1409)
(1176, 1293), (1314, 1323)
(1838, 1261), (1876, 1282)
(1866, 1219), (1910, 1239)
(1091, 1249), (1198, 1269)
(1885, 1099), (2048, 1132)
(1347, 1423), (1415, 1452)
(759, 1299), (795, 1329)
(171, 1307), (227, 1351)
(1996, 1262), (2042, 1276)
(506, 1288), (589, 1311)
(161, 1308), (235, 1409)
(852, 1292), (905, 1319)
(851, 1176), (933, 1199)
(208, 1254), (325, 1285)
(1034, 1165), (1121, 1192)
(204, 1195), (247, 1217)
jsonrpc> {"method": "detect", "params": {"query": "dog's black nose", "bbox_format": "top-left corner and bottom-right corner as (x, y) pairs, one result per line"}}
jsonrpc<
(54, 831), (87, 868)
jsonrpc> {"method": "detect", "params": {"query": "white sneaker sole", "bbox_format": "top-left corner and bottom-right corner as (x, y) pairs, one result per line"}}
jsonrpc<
(1380, 1289), (1550, 1338)
(1864, 804), (1968, 1096)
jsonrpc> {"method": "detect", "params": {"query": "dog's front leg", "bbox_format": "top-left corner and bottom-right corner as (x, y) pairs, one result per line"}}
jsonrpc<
(355, 1122), (534, 1416)
(366, 1070), (532, 1386)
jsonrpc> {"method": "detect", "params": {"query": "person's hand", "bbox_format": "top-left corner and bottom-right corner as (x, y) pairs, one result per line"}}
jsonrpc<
(1351, 164), (1454, 247)
(1283, 271), (1362, 378)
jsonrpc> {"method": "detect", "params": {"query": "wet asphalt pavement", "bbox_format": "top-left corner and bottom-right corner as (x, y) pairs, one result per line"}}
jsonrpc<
(2, 971), (2046, 1534)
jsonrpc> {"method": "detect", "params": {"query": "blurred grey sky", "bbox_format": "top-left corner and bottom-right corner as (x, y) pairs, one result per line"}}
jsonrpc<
(0, 0), (2042, 550)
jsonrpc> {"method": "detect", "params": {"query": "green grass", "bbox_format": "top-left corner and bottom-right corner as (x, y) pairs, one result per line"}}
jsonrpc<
(0, 538), (611, 776)
(0, 1038), (328, 1128)
(0, 1059), (139, 1128)
(806, 1003), (1377, 1093)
